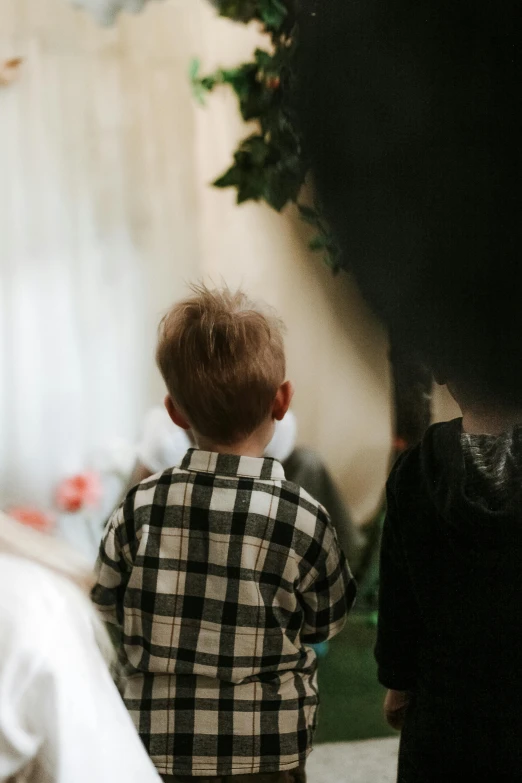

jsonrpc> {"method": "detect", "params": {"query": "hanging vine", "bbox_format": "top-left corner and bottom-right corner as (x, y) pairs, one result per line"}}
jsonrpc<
(191, 0), (340, 270)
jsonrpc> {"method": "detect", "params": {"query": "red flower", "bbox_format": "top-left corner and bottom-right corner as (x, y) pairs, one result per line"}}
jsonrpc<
(265, 76), (281, 90)
(56, 472), (102, 513)
(8, 506), (54, 533)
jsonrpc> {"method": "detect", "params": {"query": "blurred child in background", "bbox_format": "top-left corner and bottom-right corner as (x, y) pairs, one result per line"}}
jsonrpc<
(94, 286), (355, 781)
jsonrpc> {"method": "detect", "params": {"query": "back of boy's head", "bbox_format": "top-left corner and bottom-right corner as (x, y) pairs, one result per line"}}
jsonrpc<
(156, 285), (286, 444)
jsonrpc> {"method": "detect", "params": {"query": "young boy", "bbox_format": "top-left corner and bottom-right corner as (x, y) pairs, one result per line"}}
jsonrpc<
(376, 375), (522, 782)
(93, 286), (355, 782)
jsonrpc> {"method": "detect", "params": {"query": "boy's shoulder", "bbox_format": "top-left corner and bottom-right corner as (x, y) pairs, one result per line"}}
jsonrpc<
(277, 477), (332, 542)
(124, 465), (330, 540)
(130, 465), (180, 495)
(130, 465), (328, 509)
(280, 477), (329, 515)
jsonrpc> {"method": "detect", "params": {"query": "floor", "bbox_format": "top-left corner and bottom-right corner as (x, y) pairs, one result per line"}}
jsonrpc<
(306, 613), (400, 780)
(307, 738), (399, 783)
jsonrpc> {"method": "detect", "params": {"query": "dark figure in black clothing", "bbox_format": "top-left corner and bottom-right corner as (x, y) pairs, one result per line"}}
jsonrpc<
(294, 0), (522, 411)
(294, 6), (522, 776)
(376, 373), (522, 782)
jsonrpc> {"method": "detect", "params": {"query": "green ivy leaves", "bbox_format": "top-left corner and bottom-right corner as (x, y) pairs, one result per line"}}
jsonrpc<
(258, 0), (287, 29)
(193, 0), (339, 269)
(214, 133), (304, 211)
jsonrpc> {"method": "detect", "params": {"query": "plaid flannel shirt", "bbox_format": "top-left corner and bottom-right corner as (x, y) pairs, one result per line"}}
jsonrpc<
(93, 449), (355, 777)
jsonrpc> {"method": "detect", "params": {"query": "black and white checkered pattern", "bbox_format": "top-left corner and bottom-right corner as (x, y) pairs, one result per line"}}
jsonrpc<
(93, 449), (355, 777)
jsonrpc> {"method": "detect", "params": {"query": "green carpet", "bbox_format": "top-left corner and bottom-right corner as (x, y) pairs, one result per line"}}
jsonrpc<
(314, 615), (396, 744)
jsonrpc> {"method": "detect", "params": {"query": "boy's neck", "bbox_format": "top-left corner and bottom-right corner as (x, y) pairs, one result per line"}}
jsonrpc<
(461, 408), (522, 436)
(195, 428), (272, 459)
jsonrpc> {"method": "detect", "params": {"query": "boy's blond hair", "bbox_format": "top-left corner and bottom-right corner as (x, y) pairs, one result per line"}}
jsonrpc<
(156, 285), (286, 444)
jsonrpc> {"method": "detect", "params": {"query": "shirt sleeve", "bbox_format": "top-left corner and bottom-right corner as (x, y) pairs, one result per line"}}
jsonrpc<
(92, 505), (129, 628)
(299, 517), (356, 644)
(375, 472), (420, 691)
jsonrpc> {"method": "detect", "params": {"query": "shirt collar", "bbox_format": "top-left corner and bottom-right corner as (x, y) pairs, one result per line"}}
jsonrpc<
(180, 448), (286, 481)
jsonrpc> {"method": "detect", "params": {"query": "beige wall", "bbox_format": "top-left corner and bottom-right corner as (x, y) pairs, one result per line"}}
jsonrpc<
(1, 0), (201, 414)
(432, 385), (461, 423)
(2, 0), (461, 525)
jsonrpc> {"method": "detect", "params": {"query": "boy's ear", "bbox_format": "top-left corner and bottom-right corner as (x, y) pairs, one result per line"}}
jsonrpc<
(272, 381), (294, 421)
(164, 395), (191, 431)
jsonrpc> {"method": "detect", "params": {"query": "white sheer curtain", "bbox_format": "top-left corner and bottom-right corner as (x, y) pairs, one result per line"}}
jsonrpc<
(0, 0), (203, 560)
(0, 19), (146, 546)
(0, 241), (143, 512)
(0, 240), (145, 563)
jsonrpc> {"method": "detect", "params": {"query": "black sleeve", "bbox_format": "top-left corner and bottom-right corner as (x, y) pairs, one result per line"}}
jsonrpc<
(375, 469), (420, 691)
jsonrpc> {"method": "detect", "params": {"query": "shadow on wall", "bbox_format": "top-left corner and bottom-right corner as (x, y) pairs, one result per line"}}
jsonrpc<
(284, 202), (393, 527)
(288, 200), (391, 388)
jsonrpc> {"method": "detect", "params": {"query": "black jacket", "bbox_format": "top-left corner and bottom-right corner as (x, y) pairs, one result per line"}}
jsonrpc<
(376, 418), (522, 782)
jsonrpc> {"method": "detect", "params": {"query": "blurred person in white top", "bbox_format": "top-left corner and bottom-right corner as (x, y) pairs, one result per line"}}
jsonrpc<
(0, 511), (161, 783)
